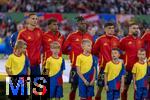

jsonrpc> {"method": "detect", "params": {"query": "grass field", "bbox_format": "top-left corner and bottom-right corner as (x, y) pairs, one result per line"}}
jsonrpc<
(63, 83), (134, 100)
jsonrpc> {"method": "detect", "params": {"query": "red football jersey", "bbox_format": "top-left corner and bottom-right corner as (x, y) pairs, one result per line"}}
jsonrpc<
(93, 34), (120, 69)
(63, 31), (93, 67)
(17, 28), (43, 66)
(120, 35), (143, 71)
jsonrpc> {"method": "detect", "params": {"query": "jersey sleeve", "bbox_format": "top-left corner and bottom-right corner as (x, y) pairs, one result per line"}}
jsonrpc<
(92, 55), (98, 69)
(61, 58), (65, 71)
(92, 37), (101, 56)
(132, 64), (137, 74)
(121, 64), (126, 75)
(45, 59), (50, 70)
(104, 63), (109, 73)
(25, 56), (30, 69)
(76, 55), (81, 68)
(62, 33), (72, 54)
(5, 55), (12, 68)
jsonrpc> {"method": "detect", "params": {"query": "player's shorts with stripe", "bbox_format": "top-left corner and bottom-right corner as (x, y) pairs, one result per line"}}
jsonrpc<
(135, 87), (148, 100)
(50, 85), (63, 98)
(107, 90), (120, 100)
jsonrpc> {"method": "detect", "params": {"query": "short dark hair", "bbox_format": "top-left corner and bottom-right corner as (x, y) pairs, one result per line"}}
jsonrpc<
(28, 13), (37, 18)
(81, 39), (92, 45)
(138, 48), (146, 53)
(48, 18), (57, 25)
(112, 48), (122, 54)
(104, 22), (115, 28)
(128, 22), (138, 28)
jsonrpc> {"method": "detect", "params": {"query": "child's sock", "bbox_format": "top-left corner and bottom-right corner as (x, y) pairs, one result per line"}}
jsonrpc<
(121, 89), (127, 100)
(69, 91), (76, 100)
(87, 97), (92, 100)
(95, 96), (101, 100)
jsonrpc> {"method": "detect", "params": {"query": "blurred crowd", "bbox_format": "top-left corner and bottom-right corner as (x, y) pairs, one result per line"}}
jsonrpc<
(0, 0), (150, 14)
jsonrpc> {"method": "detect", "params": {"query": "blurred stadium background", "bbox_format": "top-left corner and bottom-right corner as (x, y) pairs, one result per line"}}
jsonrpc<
(0, 0), (150, 100)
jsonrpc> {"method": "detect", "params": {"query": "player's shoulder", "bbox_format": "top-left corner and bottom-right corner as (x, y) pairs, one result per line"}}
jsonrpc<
(112, 35), (119, 40)
(120, 36), (128, 42)
(95, 34), (106, 41)
(19, 28), (27, 34)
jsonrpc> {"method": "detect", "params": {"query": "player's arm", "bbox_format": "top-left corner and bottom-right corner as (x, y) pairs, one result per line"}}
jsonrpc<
(132, 73), (137, 91)
(43, 60), (49, 75)
(6, 67), (12, 75)
(104, 63), (109, 91)
(132, 64), (137, 91)
(121, 75), (125, 93)
(5, 56), (12, 75)
(90, 67), (96, 86)
(104, 72), (109, 91)
(92, 38), (100, 56)
(76, 67), (89, 86)
(62, 33), (72, 55)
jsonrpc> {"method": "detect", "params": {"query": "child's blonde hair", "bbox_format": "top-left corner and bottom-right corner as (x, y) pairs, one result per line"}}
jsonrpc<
(14, 40), (27, 49)
(50, 41), (60, 49)
(81, 39), (92, 45)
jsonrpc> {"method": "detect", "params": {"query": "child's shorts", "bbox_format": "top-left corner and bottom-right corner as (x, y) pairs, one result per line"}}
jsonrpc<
(107, 90), (120, 100)
(135, 87), (148, 100)
(79, 83), (94, 98)
(50, 85), (63, 98)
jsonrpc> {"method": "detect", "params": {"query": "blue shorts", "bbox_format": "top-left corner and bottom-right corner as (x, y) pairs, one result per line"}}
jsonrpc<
(50, 85), (63, 98)
(135, 87), (148, 100)
(30, 64), (41, 75)
(107, 90), (120, 100)
(78, 84), (94, 98)
(69, 68), (79, 85)
(125, 71), (133, 85)
(97, 69), (104, 87)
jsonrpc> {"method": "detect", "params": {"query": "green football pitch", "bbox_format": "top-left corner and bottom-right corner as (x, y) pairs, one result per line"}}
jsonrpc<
(62, 83), (134, 100)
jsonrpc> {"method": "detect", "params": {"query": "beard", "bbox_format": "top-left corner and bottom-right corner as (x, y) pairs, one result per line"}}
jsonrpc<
(132, 31), (138, 37)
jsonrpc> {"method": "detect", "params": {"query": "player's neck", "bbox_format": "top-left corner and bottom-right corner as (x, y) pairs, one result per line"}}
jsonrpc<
(14, 52), (22, 57)
(83, 51), (90, 56)
(138, 59), (145, 64)
(52, 54), (59, 59)
(27, 25), (35, 31)
(112, 59), (119, 64)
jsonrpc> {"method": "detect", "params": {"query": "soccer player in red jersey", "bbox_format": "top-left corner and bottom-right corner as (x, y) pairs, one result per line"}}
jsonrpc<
(142, 28), (150, 99)
(93, 22), (120, 100)
(42, 18), (64, 67)
(120, 22), (144, 100)
(63, 16), (93, 100)
(17, 13), (43, 75)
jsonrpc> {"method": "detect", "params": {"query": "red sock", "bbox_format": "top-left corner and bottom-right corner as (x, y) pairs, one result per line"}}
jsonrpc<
(95, 96), (101, 100)
(121, 89), (127, 100)
(69, 91), (76, 100)
(87, 97), (92, 100)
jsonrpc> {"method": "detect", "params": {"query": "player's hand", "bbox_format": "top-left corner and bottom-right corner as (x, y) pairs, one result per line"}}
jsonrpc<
(84, 80), (90, 86)
(120, 86), (124, 93)
(105, 85), (109, 91)
(134, 85), (137, 91)
(90, 79), (95, 86)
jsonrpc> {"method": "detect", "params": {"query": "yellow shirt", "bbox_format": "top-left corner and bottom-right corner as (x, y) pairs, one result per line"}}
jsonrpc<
(104, 61), (123, 81)
(132, 62), (147, 81)
(45, 56), (63, 77)
(5, 54), (25, 75)
(76, 54), (93, 74)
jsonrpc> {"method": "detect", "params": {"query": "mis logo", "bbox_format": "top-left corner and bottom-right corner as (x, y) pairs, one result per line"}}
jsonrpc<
(6, 75), (49, 98)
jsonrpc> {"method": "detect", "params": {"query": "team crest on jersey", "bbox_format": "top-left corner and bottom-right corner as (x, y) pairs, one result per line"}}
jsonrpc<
(48, 38), (52, 42)
(75, 38), (79, 41)
(28, 36), (31, 40)
(104, 43), (108, 46)
(128, 41), (132, 45)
